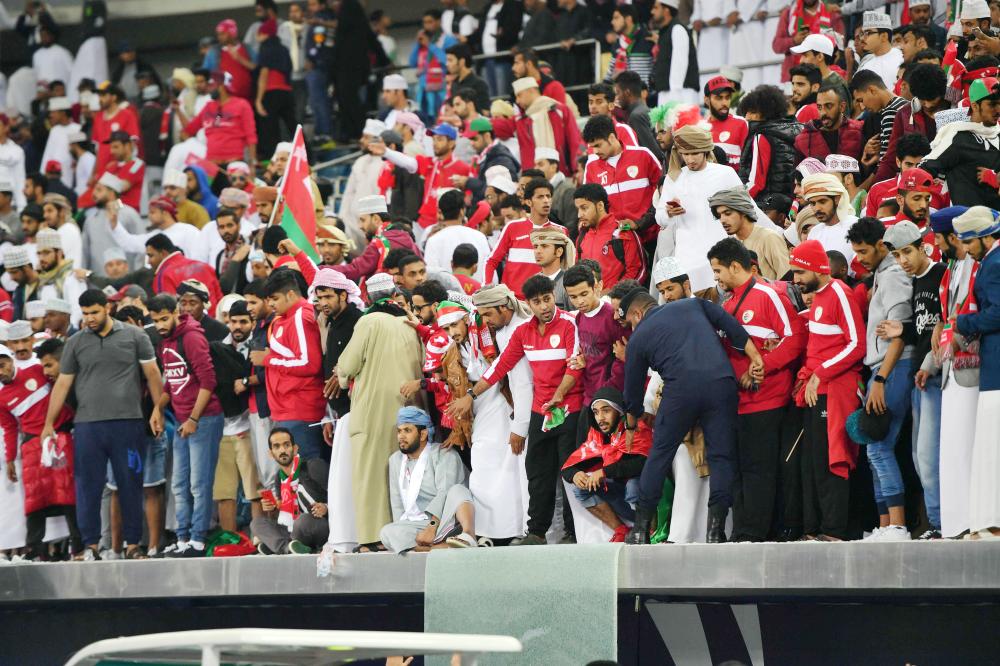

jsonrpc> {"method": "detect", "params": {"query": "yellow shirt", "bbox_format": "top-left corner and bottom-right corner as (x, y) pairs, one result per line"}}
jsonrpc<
(177, 198), (210, 229)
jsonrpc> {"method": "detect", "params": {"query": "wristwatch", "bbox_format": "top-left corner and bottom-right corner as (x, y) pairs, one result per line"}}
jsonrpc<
(420, 378), (428, 390)
(241, 377), (250, 387)
(873, 375), (887, 384)
(466, 388), (478, 401)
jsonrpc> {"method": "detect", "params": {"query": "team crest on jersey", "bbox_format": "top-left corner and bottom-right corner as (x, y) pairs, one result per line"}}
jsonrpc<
(720, 131), (730, 142)
(111, 122), (120, 131)
(742, 310), (754, 323)
(549, 334), (560, 347)
(924, 243), (934, 257)
(25, 378), (37, 391)
(815, 306), (823, 320)
(626, 165), (639, 178)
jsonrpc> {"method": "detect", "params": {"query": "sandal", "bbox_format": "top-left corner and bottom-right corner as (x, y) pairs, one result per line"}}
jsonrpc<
(352, 542), (387, 553)
(124, 546), (147, 560)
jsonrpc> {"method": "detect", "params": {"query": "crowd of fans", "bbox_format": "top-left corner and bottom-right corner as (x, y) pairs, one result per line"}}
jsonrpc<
(2, 0), (1000, 563)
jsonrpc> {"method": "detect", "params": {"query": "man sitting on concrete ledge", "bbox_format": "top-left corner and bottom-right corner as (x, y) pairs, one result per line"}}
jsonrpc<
(378, 407), (479, 552)
(251, 428), (329, 555)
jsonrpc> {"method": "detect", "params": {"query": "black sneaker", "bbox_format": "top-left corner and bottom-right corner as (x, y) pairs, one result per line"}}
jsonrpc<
(175, 544), (206, 558)
(258, 542), (275, 555)
(917, 529), (942, 540)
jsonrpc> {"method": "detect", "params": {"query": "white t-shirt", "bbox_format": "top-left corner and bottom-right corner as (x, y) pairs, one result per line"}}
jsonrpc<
(807, 217), (858, 272)
(858, 48), (904, 90)
(422, 224), (492, 283)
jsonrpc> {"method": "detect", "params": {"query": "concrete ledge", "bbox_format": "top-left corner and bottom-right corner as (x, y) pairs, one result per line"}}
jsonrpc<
(2, 542), (999, 604)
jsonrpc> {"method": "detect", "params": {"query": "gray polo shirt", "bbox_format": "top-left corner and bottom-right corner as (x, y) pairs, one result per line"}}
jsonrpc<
(61, 319), (157, 423)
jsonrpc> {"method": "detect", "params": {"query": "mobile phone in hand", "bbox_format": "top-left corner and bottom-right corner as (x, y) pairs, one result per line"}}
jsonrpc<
(260, 489), (277, 505)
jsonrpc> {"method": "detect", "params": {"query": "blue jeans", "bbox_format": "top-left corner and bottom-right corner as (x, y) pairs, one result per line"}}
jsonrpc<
(482, 57), (511, 98)
(571, 477), (640, 522)
(912, 374), (943, 529)
(305, 68), (332, 137)
(75, 420), (147, 547)
(273, 419), (324, 461)
(866, 357), (914, 514)
(172, 414), (223, 543)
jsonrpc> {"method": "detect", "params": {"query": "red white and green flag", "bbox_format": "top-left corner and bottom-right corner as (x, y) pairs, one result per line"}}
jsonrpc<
(275, 125), (320, 262)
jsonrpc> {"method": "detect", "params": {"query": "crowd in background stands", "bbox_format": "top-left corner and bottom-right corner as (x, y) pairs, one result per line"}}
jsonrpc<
(1, 0), (1000, 563)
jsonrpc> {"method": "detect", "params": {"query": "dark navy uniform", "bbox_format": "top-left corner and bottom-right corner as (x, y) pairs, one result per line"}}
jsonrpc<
(624, 297), (749, 511)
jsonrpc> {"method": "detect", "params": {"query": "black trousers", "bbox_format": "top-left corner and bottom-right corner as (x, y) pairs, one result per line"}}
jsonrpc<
(333, 74), (366, 142)
(258, 89), (296, 161)
(639, 377), (738, 511)
(801, 396), (850, 539)
(26, 504), (82, 555)
(525, 410), (579, 538)
(733, 406), (784, 539)
(779, 406), (806, 532)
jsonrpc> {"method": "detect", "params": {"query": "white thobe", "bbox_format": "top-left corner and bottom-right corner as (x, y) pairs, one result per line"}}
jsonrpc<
(32, 44), (74, 87)
(74, 151), (96, 196)
(494, 312), (533, 537)
(69, 37), (108, 103)
(0, 139), (26, 209)
(657, 163), (742, 292)
(196, 217), (255, 267)
(41, 122), (81, 189)
(857, 48), (904, 90)
(111, 219), (202, 262)
(422, 224), (492, 283)
(338, 154), (385, 233)
(807, 217), (858, 271)
(56, 221), (83, 268)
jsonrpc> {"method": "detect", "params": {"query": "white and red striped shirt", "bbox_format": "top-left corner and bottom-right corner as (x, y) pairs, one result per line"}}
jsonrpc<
(584, 145), (662, 223)
(0, 364), (71, 462)
(484, 218), (568, 298)
(482, 308), (583, 414)
(709, 114), (749, 169)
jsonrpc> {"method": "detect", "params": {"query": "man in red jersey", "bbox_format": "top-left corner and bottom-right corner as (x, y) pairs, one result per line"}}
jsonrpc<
(789, 240), (866, 542)
(704, 76), (748, 169)
(89, 83), (140, 186)
(484, 177), (568, 297)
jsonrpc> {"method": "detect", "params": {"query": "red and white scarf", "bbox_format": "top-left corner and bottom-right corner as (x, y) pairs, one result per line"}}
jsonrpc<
(277, 454), (301, 530)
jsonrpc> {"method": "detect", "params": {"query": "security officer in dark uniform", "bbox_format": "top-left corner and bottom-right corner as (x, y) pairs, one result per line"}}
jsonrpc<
(619, 289), (765, 544)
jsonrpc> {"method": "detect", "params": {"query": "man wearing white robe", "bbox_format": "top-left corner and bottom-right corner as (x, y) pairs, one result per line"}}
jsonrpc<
(657, 125), (741, 292)
(40, 97), (80, 190)
(0, 116), (26, 209)
(936, 236), (979, 538)
(472, 285), (533, 538)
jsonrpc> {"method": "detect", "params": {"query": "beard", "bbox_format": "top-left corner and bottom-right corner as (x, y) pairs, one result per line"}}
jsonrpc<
(399, 438), (421, 454)
(798, 275), (821, 293)
(902, 200), (928, 223)
(709, 105), (729, 121)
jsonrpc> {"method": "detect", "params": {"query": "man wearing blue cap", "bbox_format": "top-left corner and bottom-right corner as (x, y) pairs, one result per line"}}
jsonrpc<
(379, 406), (479, 552)
(369, 122), (472, 245)
(953, 206), (1000, 539)
(930, 206), (981, 538)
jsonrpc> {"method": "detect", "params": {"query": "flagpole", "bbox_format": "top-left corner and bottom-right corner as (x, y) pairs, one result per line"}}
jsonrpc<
(266, 124), (303, 228)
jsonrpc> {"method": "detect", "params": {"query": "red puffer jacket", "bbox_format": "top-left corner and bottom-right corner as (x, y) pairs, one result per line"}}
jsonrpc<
(793, 118), (864, 163)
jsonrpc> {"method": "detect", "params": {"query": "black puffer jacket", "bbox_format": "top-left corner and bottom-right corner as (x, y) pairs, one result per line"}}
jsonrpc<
(739, 118), (803, 202)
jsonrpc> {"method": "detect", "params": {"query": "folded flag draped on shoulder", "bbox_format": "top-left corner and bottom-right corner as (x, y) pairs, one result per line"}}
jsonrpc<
(276, 125), (320, 262)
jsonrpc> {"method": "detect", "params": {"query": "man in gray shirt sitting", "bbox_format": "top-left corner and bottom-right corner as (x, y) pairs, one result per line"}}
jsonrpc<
(43, 289), (164, 560)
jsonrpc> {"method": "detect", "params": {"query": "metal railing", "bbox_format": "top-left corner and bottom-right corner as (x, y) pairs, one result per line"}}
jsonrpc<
(470, 38), (603, 95)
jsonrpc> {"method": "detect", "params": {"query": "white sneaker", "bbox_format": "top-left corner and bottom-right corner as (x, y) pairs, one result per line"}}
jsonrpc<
(863, 527), (885, 541)
(99, 549), (122, 561)
(877, 525), (911, 542)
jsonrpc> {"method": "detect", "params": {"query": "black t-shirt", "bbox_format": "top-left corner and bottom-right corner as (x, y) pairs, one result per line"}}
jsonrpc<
(906, 261), (946, 368)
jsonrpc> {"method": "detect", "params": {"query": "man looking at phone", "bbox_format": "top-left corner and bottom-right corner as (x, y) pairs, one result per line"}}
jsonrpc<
(658, 124), (744, 292)
(251, 427), (330, 555)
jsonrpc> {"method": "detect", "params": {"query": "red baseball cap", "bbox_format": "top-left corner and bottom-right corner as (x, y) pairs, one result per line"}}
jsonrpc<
(789, 240), (831, 275)
(705, 76), (735, 95)
(44, 160), (62, 174)
(899, 167), (936, 193)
